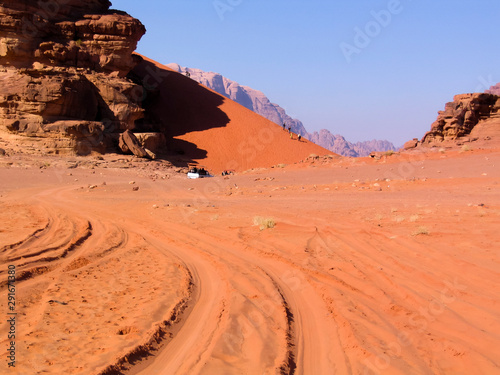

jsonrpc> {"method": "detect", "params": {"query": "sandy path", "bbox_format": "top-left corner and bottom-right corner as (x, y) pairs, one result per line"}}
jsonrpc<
(0, 183), (193, 375)
(0, 150), (499, 374)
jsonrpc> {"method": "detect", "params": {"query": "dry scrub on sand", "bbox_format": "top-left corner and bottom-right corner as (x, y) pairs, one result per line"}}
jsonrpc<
(253, 216), (276, 230)
(412, 226), (430, 236)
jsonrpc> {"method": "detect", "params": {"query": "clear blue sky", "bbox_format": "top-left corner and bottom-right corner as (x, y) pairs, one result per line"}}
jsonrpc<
(112, 0), (500, 146)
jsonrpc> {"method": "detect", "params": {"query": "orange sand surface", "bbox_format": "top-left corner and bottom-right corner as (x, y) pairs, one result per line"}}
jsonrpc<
(0, 149), (499, 374)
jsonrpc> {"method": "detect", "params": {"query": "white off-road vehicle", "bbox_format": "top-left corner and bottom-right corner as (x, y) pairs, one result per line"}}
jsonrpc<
(187, 166), (211, 179)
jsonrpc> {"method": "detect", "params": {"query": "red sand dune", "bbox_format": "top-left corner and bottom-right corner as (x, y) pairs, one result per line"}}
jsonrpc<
(130, 55), (330, 172)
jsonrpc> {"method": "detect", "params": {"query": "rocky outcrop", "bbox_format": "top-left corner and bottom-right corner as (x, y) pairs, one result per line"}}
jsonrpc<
(403, 138), (419, 150)
(404, 92), (500, 150)
(168, 63), (396, 157)
(0, 0), (147, 155)
(0, 0), (145, 75)
(421, 93), (500, 144)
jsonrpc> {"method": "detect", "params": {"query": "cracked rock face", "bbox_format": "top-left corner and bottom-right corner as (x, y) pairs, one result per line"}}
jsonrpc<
(0, 0), (146, 155)
(0, 0), (145, 75)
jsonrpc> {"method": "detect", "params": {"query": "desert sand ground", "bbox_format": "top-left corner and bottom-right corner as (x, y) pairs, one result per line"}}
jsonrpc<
(0, 148), (499, 375)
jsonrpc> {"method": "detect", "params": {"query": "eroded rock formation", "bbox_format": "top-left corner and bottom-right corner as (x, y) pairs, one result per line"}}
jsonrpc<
(0, 0), (146, 155)
(0, 0), (145, 74)
(415, 93), (500, 147)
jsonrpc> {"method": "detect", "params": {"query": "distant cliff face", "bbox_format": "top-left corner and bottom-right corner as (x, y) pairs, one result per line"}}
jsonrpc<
(167, 63), (396, 157)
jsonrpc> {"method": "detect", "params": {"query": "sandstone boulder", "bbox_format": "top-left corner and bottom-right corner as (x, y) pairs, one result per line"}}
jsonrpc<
(404, 138), (419, 149)
(134, 133), (166, 153)
(119, 129), (148, 158)
(145, 148), (156, 160)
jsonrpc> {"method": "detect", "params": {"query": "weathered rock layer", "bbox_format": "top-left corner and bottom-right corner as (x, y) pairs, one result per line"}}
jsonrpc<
(406, 92), (500, 149)
(0, 0), (146, 155)
(422, 93), (500, 142)
(0, 0), (145, 74)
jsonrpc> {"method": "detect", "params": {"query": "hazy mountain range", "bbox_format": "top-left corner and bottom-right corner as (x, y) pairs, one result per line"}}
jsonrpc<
(167, 63), (397, 156)
(486, 84), (500, 95)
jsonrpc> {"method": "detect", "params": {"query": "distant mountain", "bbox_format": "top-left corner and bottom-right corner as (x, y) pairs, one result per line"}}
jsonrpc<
(308, 130), (397, 157)
(307, 130), (358, 157)
(486, 83), (500, 96)
(167, 63), (396, 157)
(353, 139), (398, 157)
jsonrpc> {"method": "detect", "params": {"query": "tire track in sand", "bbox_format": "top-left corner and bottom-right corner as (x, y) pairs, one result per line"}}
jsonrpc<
(133, 222), (338, 374)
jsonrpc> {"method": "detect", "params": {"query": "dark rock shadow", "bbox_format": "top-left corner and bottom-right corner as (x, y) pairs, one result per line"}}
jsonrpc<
(128, 55), (230, 167)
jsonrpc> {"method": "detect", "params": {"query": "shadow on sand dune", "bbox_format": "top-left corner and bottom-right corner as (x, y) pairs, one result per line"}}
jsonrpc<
(128, 56), (230, 167)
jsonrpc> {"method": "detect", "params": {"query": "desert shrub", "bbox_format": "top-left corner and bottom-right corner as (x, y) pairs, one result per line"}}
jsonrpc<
(412, 226), (429, 236)
(253, 216), (275, 230)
